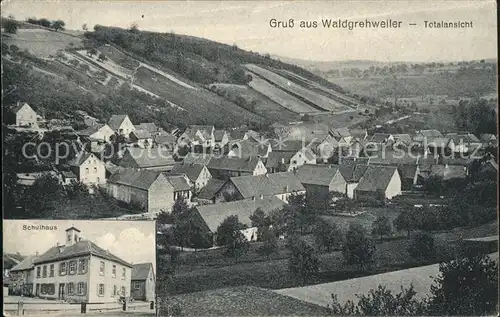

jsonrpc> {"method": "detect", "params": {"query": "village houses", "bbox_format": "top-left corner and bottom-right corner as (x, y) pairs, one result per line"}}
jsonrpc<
(77, 124), (115, 143)
(177, 125), (215, 148)
(10, 102), (39, 127)
(295, 164), (346, 208)
(106, 169), (175, 214)
(214, 172), (306, 203)
(108, 115), (136, 136)
(169, 162), (212, 192)
(207, 156), (267, 180)
(118, 147), (176, 171)
(265, 148), (316, 173)
(354, 165), (402, 201)
(31, 226), (132, 303)
(67, 152), (106, 186)
(129, 130), (154, 149)
(165, 174), (193, 201)
(193, 196), (286, 243)
(8, 255), (39, 296)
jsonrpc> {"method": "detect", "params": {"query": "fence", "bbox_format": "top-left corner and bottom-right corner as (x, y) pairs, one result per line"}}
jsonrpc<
(3, 300), (154, 315)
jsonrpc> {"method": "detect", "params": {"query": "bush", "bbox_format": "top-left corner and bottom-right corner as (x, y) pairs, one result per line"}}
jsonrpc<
(407, 232), (435, 261)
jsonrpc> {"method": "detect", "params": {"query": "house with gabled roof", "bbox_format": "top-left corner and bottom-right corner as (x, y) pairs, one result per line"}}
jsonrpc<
(413, 129), (442, 144)
(266, 148), (316, 173)
(77, 124), (115, 143)
(129, 130), (153, 149)
(227, 139), (272, 158)
(334, 163), (369, 199)
(182, 153), (215, 165)
(10, 102), (38, 127)
(196, 179), (226, 204)
(106, 169), (175, 214)
(193, 196), (286, 242)
(295, 164), (346, 208)
(445, 132), (482, 154)
(32, 226), (132, 303)
(9, 254), (39, 296)
(108, 115), (135, 136)
(68, 152), (106, 185)
(131, 263), (155, 302)
(164, 174), (192, 201)
(480, 133), (497, 147)
(118, 147), (175, 171)
(177, 125), (215, 148)
(330, 127), (352, 145)
(207, 156), (267, 180)
(215, 172), (305, 203)
(214, 130), (230, 149)
(354, 165), (401, 200)
(393, 134), (412, 147)
(169, 163), (212, 192)
(135, 123), (159, 135)
(398, 164), (421, 189)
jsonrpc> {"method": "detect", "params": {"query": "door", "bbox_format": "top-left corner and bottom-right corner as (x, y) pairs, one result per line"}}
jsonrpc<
(58, 283), (65, 299)
(35, 284), (40, 297)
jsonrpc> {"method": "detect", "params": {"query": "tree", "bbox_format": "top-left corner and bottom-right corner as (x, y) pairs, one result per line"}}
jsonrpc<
(82, 23), (88, 31)
(51, 20), (65, 31)
(342, 223), (376, 270)
(215, 215), (249, 258)
(371, 215), (392, 241)
(407, 232), (435, 261)
(427, 254), (498, 315)
(4, 19), (19, 34)
(98, 53), (107, 62)
(66, 180), (89, 199)
(39, 18), (52, 28)
(171, 196), (189, 221)
(329, 284), (427, 316)
(249, 207), (270, 240)
(257, 227), (278, 259)
(129, 22), (139, 33)
(394, 210), (417, 238)
(313, 218), (344, 252)
(288, 237), (319, 285)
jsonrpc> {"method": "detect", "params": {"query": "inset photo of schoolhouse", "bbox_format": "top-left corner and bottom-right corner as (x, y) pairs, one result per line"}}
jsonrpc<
(3, 220), (156, 316)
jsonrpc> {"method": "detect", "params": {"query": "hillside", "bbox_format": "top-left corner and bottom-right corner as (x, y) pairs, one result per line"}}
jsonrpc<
(2, 22), (369, 129)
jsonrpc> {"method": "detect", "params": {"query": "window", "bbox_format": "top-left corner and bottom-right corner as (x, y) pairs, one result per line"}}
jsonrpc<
(60, 262), (67, 276)
(98, 284), (105, 296)
(78, 259), (87, 274)
(27, 270), (31, 277)
(67, 234), (72, 244)
(41, 284), (46, 295)
(42, 265), (47, 278)
(121, 268), (126, 280)
(67, 282), (75, 295)
(99, 261), (105, 276)
(36, 267), (41, 278)
(112, 265), (116, 278)
(49, 264), (54, 277)
(93, 167), (97, 173)
(85, 168), (89, 174)
(113, 285), (117, 296)
(121, 286), (126, 296)
(69, 261), (77, 275)
(77, 282), (86, 295)
(134, 282), (141, 290)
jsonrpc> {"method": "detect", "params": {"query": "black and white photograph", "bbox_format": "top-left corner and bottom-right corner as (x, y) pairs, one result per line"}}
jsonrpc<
(1, 0), (498, 316)
(3, 220), (156, 316)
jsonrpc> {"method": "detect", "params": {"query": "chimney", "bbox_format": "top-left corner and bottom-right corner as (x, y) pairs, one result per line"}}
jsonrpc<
(65, 226), (81, 247)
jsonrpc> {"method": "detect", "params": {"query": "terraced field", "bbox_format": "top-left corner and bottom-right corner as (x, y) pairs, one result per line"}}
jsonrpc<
(245, 64), (351, 113)
(2, 29), (84, 57)
(210, 83), (301, 123)
(247, 75), (324, 114)
(274, 68), (359, 108)
(133, 67), (265, 124)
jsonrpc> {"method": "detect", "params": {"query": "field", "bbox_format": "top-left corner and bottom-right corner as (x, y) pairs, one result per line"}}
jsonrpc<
(2, 29), (83, 57)
(246, 76), (322, 114)
(165, 286), (330, 316)
(245, 64), (351, 113)
(276, 252), (499, 308)
(209, 83), (301, 123)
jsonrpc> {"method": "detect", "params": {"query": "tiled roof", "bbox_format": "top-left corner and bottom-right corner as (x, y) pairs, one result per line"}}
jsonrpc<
(355, 165), (398, 192)
(214, 130), (228, 142)
(295, 164), (344, 187)
(77, 124), (105, 137)
(398, 164), (419, 179)
(165, 174), (191, 191)
(108, 168), (169, 191)
(266, 151), (296, 169)
(480, 134), (497, 142)
(120, 148), (175, 169)
(170, 163), (206, 183)
(427, 137), (452, 148)
(136, 123), (158, 133)
(208, 156), (262, 173)
(131, 263), (154, 281)
(370, 133), (392, 143)
(393, 134), (412, 145)
(333, 164), (369, 183)
(155, 133), (177, 145)
(229, 172), (305, 198)
(330, 127), (351, 138)
(108, 115), (129, 131)
(270, 139), (310, 152)
(182, 153), (214, 165)
(229, 139), (269, 157)
(195, 196), (286, 233)
(430, 164), (467, 180)
(197, 179), (226, 200)
(11, 102), (33, 114)
(10, 255), (39, 272)
(16, 171), (59, 186)
(34, 240), (132, 267)
(418, 129), (442, 138)
(131, 129), (152, 139)
(61, 170), (77, 178)
(67, 152), (93, 167)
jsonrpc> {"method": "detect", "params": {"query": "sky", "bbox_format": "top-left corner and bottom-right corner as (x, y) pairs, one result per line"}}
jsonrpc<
(0, 0), (497, 62)
(3, 220), (156, 272)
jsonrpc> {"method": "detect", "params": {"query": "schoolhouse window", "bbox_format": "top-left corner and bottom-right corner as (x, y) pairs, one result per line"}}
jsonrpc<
(112, 265), (116, 278)
(98, 284), (105, 296)
(49, 264), (54, 277)
(99, 261), (105, 276)
(42, 265), (47, 278)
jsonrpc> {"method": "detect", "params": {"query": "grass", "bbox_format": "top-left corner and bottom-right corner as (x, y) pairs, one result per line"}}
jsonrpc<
(2, 29), (84, 57)
(245, 64), (350, 112)
(164, 286), (331, 316)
